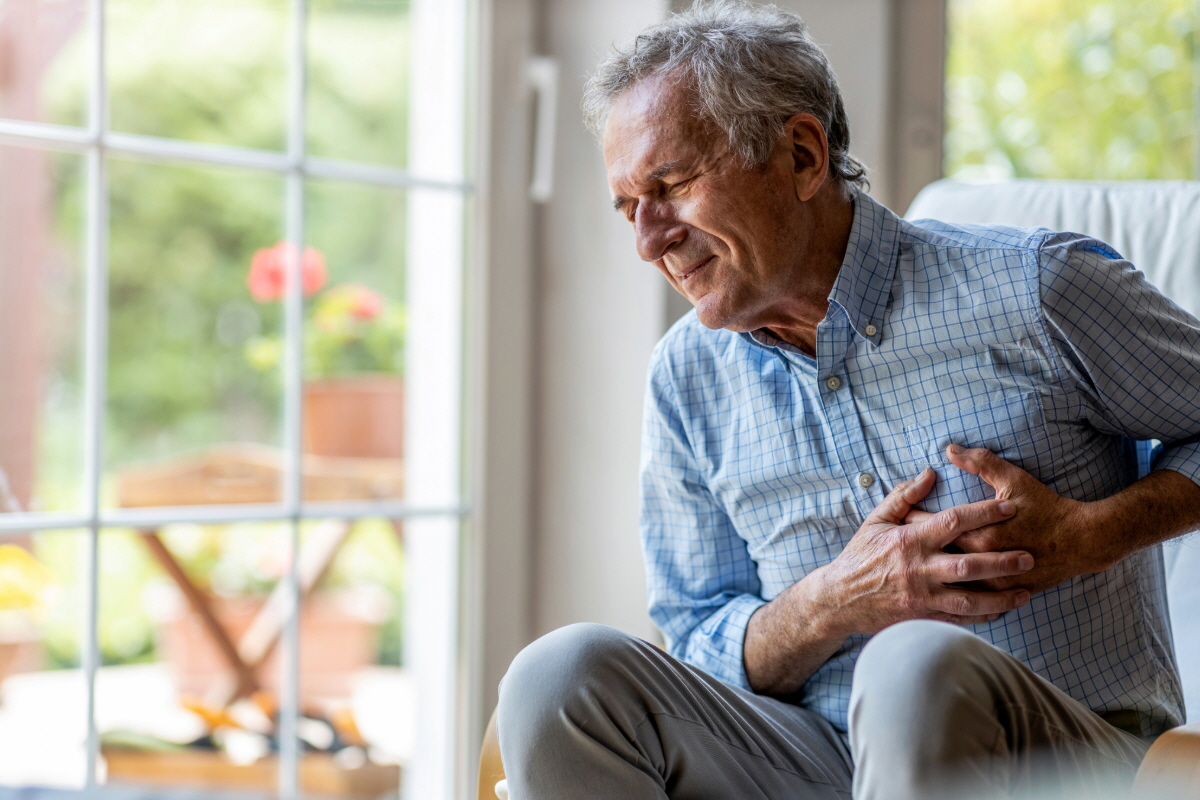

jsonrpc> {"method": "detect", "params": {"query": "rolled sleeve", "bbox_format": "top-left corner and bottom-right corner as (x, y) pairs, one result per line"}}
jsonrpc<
(640, 351), (764, 690)
(1153, 440), (1200, 486)
(1038, 233), (1200, 489)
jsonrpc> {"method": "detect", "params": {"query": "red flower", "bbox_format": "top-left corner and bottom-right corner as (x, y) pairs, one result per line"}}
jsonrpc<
(246, 241), (328, 302)
(348, 285), (384, 320)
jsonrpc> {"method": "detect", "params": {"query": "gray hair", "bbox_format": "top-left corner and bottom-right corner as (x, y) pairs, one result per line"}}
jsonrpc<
(582, 0), (868, 192)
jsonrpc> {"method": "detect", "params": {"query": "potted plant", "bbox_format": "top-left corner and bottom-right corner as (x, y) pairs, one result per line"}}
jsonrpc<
(242, 242), (406, 459)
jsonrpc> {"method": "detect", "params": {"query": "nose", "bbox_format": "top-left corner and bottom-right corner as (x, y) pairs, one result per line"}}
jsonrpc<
(634, 199), (687, 263)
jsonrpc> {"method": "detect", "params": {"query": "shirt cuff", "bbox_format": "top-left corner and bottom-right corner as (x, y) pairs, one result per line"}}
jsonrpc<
(1154, 440), (1200, 490)
(680, 593), (767, 691)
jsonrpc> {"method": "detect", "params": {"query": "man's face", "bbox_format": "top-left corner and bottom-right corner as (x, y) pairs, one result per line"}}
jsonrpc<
(603, 75), (815, 332)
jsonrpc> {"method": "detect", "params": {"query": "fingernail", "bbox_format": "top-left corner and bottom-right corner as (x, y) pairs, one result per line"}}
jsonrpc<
(999, 500), (1015, 515)
(1016, 590), (1030, 605)
(947, 443), (963, 455)
(1017, 553), (1033, 571)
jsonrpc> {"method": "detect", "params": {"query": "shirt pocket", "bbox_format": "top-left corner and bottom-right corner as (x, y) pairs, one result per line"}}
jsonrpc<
(903, 393), (1044, 512)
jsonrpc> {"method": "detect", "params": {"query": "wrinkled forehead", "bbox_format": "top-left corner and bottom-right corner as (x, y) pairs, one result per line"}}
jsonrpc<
(601, 76), (720, 188)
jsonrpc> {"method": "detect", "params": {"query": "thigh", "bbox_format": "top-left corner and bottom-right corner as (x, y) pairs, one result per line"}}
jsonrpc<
(851, 620), (1151, 800)
(642, 662), (854, 799)
(499, 623), (853, 800)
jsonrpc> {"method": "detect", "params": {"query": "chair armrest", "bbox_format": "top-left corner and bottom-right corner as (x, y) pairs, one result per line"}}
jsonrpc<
(478, 706), (507, 800)
(1133, 722), (1200, 798)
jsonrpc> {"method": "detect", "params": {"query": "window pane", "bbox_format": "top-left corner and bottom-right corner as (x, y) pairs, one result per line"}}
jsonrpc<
(0, 145), (86, 516)
(95, 524), (286, 795)
(307, 0), (410, 168)
(107, 0), (288, 151)
(105, 158), (285, 510)
(296, 518), (408, 799)
(0, 530), (88, 788)
(946, 0), (1200, 181)
(0, 0), (89, 128)
(301, 179), (407, 503)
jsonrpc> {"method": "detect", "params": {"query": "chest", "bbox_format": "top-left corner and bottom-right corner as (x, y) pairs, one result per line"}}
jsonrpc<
(694, 276), (1124, 593)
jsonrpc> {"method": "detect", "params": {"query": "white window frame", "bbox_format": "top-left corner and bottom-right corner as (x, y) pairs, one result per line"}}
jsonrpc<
(0, 0), (472, 797)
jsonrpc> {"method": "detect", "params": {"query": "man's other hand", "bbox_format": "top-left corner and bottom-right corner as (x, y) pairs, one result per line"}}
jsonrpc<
(905, 445), (1110, 593)
(816, 467), (1034, 638)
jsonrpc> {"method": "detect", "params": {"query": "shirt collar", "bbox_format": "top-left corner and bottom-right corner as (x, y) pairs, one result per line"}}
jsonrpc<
(740, 190), (902, 353)
(826, 191), (901, 347)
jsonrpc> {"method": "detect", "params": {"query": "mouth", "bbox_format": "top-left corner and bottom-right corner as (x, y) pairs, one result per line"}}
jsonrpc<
(675, 256), (714, 283)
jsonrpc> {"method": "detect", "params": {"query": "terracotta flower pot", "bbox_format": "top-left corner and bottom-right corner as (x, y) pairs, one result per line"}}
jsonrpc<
(303, 376), (404, 459)
(156, 590), (387, 706)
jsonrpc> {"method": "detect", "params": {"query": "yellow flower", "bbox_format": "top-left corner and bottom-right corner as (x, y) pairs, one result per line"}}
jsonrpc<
(0, 545), (52, 611)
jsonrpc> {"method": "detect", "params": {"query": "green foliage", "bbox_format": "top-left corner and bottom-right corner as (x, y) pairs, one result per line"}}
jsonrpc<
(307, 0), (413, 167)
(306, 291), (406, 378)
(946, 0), (1200, 180)
(106, 0), (289, 152)
(105, 158), (285, 463)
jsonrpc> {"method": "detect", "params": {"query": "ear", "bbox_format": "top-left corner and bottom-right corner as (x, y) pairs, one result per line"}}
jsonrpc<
(782, 113), (830, 202)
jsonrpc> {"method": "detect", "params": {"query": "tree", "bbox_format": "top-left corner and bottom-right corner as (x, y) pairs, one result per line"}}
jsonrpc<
(947, 0), (1199, 181)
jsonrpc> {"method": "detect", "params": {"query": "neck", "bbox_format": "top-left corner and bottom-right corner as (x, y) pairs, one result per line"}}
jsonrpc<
(763, 187), (856, 354)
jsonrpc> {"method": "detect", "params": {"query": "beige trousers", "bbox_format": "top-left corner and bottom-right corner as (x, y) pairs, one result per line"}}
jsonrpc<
(496, 620), (1151, 799)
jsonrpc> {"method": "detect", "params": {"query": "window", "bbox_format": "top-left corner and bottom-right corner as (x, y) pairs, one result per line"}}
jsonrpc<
(946, 0), (1200, 181)
(0, 1), (471, 797)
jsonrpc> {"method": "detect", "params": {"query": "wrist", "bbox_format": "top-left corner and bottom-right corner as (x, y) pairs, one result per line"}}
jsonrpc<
(800, 564), (857, 640)
(1071, 497), (1126, 573)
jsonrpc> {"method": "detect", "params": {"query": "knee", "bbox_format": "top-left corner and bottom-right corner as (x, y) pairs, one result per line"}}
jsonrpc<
(850, 622), (998, 793)
(497, 623), (644, 741)
(851, 621), (990, 727)
(854, 620), (983, 696)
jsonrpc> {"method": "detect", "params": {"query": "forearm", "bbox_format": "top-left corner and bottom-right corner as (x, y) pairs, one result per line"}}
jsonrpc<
(743, 566), (846, 696)
(1084, 468), (1200, 570)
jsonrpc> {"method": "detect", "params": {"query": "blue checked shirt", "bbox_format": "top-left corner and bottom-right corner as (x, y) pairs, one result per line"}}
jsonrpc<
(640, 191), (1200, 736)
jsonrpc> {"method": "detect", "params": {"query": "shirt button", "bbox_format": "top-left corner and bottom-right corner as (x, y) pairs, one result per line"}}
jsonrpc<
(865, 324), (878, 336)
(858, 472), (875, 488)
(825, 376), (841, 391)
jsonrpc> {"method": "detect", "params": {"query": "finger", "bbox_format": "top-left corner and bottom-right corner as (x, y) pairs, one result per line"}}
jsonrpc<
(903, 509), (934, 525)
(930, 587), (1031, 618)
(971, 576), (1016, 592)
(866, 468), (936, 525)
(946, 444), (1025, 496)
(927, 550), (1034, 584)
(915, 498), (1016, 547)
(950, 528), (994, 554)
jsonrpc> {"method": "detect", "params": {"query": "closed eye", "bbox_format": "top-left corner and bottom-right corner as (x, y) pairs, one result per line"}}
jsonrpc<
(667, 175), (698, 194)
(612, 171), (699, 222)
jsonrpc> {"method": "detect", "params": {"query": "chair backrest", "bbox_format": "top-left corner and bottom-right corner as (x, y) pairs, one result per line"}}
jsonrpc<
(905, 179), (1200, 723)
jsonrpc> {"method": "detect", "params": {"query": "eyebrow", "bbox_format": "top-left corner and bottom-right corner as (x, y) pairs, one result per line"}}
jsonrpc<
(611, 159), (682, 213)
(647, 159), (681, 181)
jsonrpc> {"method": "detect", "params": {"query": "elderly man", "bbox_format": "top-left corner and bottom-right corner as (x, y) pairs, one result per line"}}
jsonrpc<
(497, 2), (1200, 798)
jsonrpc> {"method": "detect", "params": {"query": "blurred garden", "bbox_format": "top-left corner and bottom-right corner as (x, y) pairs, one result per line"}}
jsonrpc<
(3, 0), (413, 683)
(946, 0), (1199, 181)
